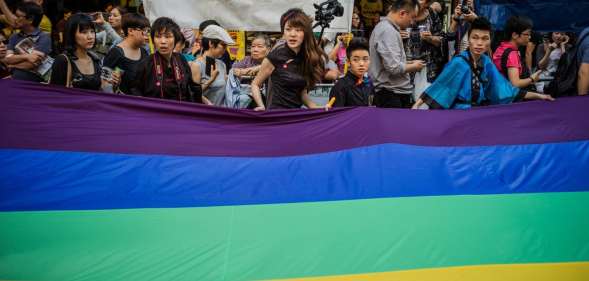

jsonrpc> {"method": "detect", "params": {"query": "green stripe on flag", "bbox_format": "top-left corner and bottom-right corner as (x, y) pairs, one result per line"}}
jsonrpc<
(1, 192), (589, 281)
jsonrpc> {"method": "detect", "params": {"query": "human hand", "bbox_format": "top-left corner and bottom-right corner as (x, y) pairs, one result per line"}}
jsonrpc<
(453, 5), (463, 20)
(531, 70), (542, 82)
(110, 70), (121, 85)
(26, 52), (44, 65)
(409, 60), (426, 72)
(420, 31), (432, 42)
(562, 35), (570, 45)
(93, 12), (105, 25)
(400, 30), (409, 39)
(463, 10), (478, 22)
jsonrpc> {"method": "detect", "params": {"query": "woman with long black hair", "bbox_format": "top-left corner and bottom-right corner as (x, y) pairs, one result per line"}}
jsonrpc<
(50, 13), (117, 90)
(250, 8), (327, 110)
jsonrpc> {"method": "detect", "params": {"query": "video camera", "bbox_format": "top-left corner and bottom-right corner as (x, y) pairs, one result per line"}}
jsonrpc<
(313, 0), (344, 38)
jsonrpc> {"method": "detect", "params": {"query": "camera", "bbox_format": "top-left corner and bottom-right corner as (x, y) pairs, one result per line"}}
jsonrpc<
(461, 0), (470, 15)
(313, 0), (344, 30)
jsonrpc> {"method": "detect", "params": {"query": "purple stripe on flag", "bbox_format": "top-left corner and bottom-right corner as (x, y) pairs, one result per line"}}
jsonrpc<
(1, 79), (588, 157)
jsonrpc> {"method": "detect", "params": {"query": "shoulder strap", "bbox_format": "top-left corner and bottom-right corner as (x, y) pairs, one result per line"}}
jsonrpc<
(62, 54), (72, 88)
(500, 48), (513, 77)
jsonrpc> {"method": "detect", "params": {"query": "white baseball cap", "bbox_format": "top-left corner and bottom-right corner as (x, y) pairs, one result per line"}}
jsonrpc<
(201, 25), (235, 45)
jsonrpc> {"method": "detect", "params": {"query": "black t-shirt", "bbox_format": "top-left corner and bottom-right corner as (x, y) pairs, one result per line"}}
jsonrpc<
(50, 52), (102, 91)
(267, 43), (307, 109)
(103, 46), (148, 94)
(329, 72), (374, 107)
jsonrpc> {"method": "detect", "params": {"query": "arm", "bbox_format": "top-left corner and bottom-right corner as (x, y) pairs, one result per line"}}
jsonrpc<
(4, 51), (44, 69)
(328, 40), (342, 61)
(251, 58), (275, 110)
(425, 35), (442, 47)
(102, 22), (123, 43)
(324, 67), (339, 81)
(0, 0), (16, 27)
(525, 42), (535, 71)
(537, 44), (555, 70)
(507, 67), (535, 88)
(579, 63), (589, 95)
(376, 35), (407, 75)
(412, 97), (425, 109)
(524, 91), (555, 101)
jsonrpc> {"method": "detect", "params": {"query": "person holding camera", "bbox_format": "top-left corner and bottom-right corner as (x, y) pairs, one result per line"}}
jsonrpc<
(368, 0), (425, 108)
(250, 8), (327, 110)
(92, 6), (127, 59)
(400, 0), (445, 103)
(448, 0), (478, 56)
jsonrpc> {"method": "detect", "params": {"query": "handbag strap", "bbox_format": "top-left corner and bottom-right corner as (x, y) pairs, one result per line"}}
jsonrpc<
(63, 54), (73, 88)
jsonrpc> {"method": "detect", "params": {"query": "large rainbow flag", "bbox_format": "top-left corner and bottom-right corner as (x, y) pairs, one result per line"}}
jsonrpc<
(1, 80), (588, 280)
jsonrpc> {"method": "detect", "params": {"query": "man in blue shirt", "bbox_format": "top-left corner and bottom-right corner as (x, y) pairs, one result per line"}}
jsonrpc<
(4, 2), (51, 82)
(578, 27), (589, 95)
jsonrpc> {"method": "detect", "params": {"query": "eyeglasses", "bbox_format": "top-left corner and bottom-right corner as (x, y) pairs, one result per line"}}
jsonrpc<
(132, 28), (150, 35)
(520, 32), (532, 37)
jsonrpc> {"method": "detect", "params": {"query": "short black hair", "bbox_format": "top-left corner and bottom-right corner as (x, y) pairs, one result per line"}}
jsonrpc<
(201, 37), (222, 51)
(16, 2), (44, 28)
(505, 16), (533, 38)
(63, 13), (96, 55)
(469, 17), (492, 34)
(122, 13), (150, 36)
(150, 17), (182, 44)
(389, 0), (419, 12)
(199, 20), (220, 32)
(346, 37), (369, 59)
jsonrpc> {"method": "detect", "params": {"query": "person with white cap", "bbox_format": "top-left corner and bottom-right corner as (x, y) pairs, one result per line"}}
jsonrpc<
(190, 24), (235, 106)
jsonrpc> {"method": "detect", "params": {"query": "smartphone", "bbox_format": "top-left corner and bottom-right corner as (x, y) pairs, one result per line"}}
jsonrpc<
(205, 56), (215, 77)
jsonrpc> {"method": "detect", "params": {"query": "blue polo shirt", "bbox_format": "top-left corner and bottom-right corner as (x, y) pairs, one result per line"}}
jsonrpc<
(577, 27), (589, 68)
(7, 28), (52, 82)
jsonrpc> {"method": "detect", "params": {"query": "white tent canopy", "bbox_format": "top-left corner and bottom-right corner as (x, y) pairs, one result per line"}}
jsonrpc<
(143, 0), (354, 32)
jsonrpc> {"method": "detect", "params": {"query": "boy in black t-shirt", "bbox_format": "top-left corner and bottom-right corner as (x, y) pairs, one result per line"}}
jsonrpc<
(328, 38), (375, 107)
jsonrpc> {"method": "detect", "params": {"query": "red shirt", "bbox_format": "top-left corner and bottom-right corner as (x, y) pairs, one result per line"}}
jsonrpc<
(493, 42), (522, 76)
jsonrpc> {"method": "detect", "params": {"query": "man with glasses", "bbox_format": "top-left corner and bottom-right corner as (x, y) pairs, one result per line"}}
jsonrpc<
(493, 16), (542, 91)
(3, 1), (51, 82)
(102, 13), (151, 94)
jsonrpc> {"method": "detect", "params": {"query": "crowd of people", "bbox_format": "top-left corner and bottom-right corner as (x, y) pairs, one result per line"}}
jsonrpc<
(0, 0), (588, 112)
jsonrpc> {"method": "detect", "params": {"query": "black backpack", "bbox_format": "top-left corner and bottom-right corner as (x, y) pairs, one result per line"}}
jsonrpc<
(545, 32), (589, 97)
